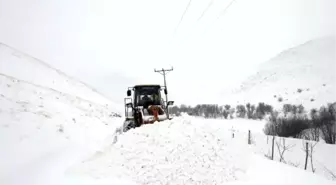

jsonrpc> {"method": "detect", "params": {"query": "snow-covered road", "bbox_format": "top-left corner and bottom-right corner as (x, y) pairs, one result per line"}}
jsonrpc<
(65, 117), (256, 184)
(63, 115), (334, 185)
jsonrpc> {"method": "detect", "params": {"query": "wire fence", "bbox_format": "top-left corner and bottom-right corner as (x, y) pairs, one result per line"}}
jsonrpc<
(230, 129), (336, 181)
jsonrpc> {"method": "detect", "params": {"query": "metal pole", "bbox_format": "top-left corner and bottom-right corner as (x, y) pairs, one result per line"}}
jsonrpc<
(163, 69), (168, 105)
(154, 67), (173, 118)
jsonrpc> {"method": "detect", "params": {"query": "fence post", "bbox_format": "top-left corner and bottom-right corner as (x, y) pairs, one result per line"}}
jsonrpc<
(248, 130), (251, 144)
(271, 135), (275, 160)
(304, 142), (308, 170)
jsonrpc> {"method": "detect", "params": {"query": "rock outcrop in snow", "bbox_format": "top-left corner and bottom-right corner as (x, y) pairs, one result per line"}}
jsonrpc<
(229, 36), (336, 110)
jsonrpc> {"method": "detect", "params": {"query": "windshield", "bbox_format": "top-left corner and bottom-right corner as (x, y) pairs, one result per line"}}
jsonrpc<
(134, 86), (161, 106)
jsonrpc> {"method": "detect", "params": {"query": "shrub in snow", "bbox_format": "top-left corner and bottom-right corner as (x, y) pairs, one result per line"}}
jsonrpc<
(236, 105), (246, 118)
(282, 104), (305, 117)
(229, 108), (235, 119)
(278, 97), (283, 102)
(265, 102), (335, 144)
(58, 124), (64, 133)
(223, 110), (229, 119)
(263, 112), (310, 138)
(246, 103), (254, 119)
(223, 104), (231, 119)
(310, 103), (336, 144)
(255, 102), (273, 120)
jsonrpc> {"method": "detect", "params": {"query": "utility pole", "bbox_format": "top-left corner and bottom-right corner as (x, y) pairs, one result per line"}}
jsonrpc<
(154, 67), (173, 117)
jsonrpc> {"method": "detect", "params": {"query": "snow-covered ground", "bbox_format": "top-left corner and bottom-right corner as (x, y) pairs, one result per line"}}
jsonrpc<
(64, 115), (335, 185)
(0, 43), (124, 184)
(1, 43), (335, 185)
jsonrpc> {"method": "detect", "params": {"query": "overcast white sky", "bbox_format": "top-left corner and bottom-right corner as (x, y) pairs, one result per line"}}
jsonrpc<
(0, 0), (335, 106)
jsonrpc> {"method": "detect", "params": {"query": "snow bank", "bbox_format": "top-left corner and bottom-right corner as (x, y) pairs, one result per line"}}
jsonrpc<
(66, 116), (250, 185)
(0, 73), (123, 184)
(0, 43), (124, 184)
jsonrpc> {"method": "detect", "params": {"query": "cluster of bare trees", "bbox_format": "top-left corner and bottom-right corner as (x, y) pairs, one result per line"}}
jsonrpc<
(169, 104), (235, 119)
(170, 102), (273, 120)
(309, 103), (336, 144)
(171, 101), (335, 144)
(264, 102), (336, 144)
(236, 102), (273, 119)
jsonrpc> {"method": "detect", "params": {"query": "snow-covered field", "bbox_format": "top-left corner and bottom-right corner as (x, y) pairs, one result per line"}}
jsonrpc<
(1, 42), (335, 185)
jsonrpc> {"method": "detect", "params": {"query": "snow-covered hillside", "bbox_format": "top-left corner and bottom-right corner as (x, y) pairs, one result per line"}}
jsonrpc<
(0, 43), (122, 111)
(0, 43), (124, 184)
(1, 43), (334, 185)
(228, 36), (336, 110)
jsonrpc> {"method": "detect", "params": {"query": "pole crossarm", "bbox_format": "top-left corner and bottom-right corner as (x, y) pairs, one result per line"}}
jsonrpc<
(154, 67), (174, 118)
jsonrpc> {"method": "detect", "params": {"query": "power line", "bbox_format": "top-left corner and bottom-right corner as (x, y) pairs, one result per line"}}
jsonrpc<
(215, 0), (236, 21)
(172, 0), (215, 46)
(201, 0), (236, 36)
(172, 0), (193, 38)
(197, 0), (215, 22)
(175, 0), (215, 45)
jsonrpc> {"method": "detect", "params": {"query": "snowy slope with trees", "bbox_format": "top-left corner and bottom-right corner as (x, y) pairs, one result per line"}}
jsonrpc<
(227, 36), (336, 110)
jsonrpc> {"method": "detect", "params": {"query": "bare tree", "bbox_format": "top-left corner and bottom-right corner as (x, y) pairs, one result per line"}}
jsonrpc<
(308, 142), (318, 173)
(276, 138), (295, 163)
(301, 141), (318, 172)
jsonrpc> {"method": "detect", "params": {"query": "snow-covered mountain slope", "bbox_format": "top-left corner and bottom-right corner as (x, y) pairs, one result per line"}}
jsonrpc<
(0, 43), (122, 112)
(228, 36), (336, 110)
(0, 44), (124, 184)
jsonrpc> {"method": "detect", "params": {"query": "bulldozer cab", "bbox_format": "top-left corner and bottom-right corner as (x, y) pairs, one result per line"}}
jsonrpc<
(134, 85), (162, 108)
(126, 85), (164, 108)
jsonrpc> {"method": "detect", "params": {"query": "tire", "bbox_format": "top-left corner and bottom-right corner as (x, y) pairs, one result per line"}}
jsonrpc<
(123, 120), (136, 132)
